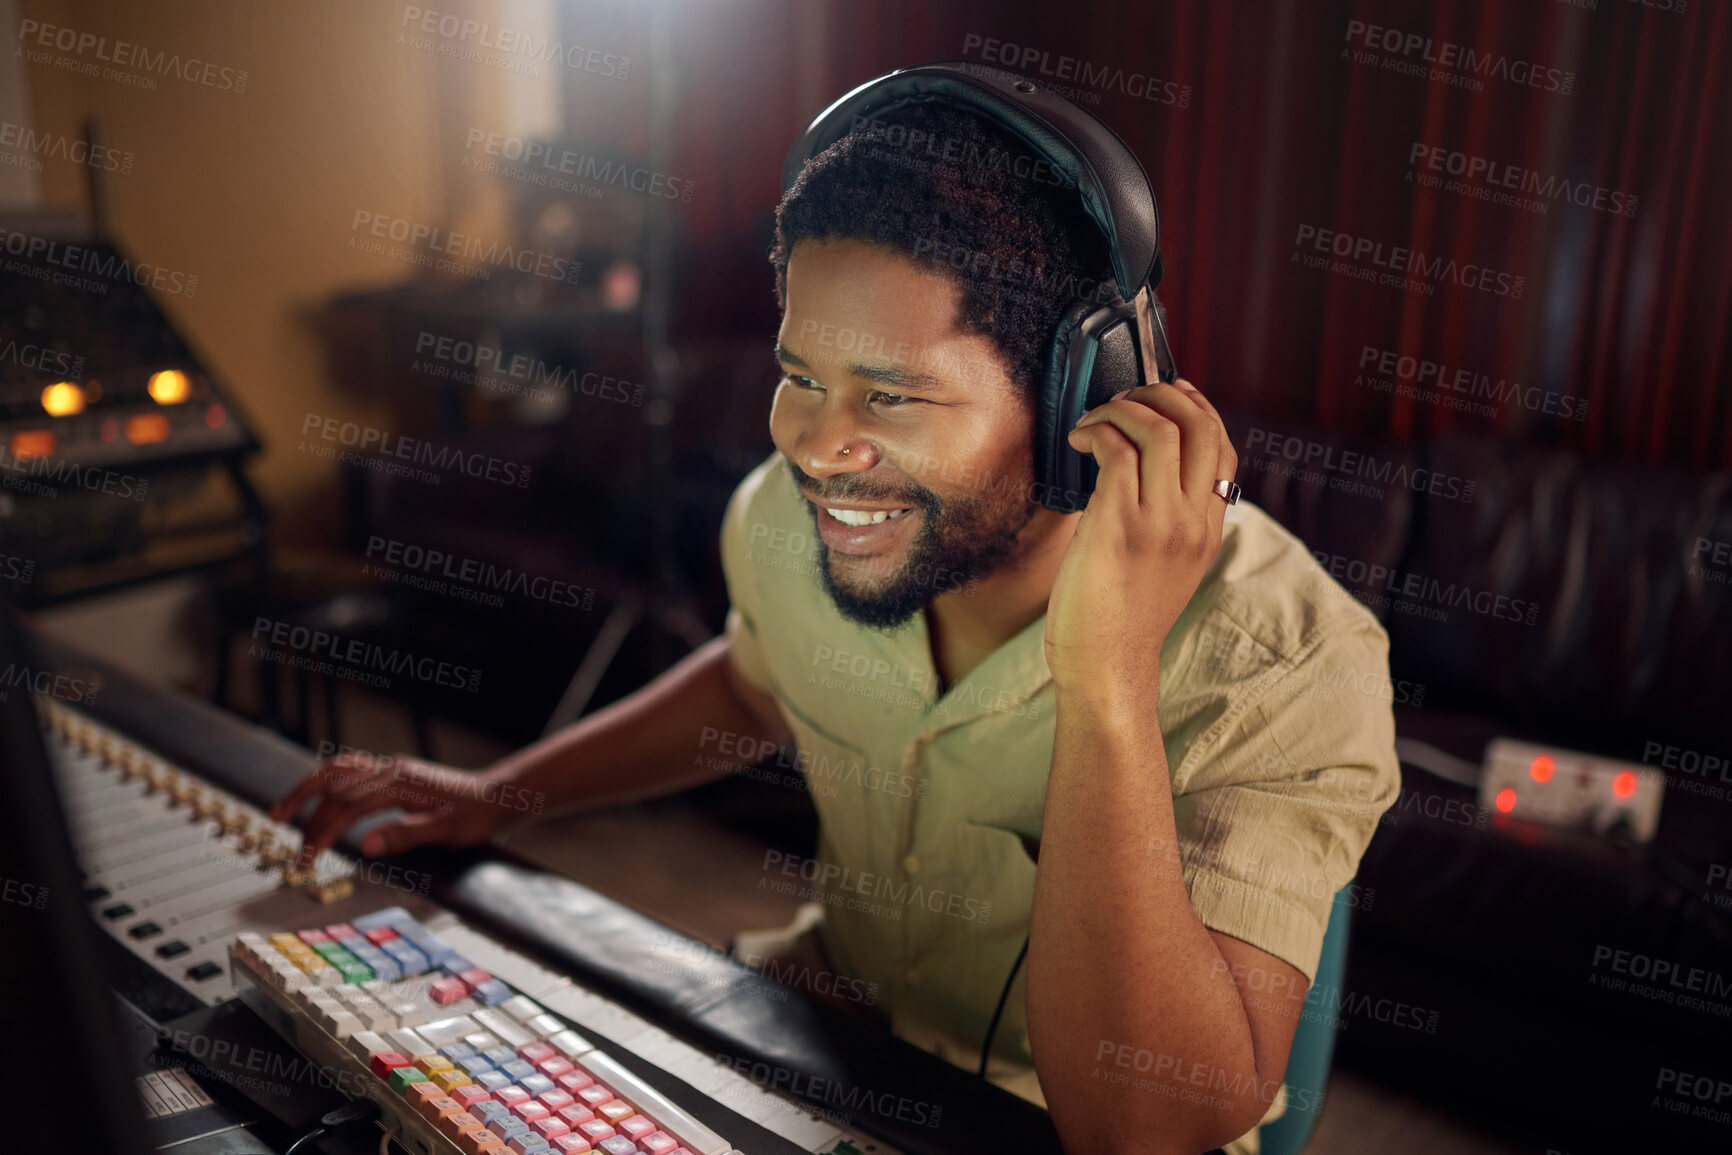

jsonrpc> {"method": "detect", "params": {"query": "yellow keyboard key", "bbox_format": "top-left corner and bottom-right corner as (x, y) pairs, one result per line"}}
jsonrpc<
(431, 1069), (472, 1092)
(414, 1054), (456, 1076)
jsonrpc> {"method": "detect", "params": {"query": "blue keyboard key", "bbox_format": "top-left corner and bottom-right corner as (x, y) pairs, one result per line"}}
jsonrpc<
(475, 1070), (511, 1091)
(597, 1137), (635, 1155)
(473, 1100), (508, 1122)
(499, 1059), (535, 1081)
(416, 937), (457, 968)
(365, 955), (402, 984)
(513, 1139), (552, 1154)
(458, 1055), (497, 1079)
(481, 1045), (516, 1066)
(382, 939), (429, 974)
(351, 907), (414, 933)
(440, 1043), (476, 1062)
(493, 1118), (529, 1141)
(440, 956), (474, 977)
(473, 979), (512, 1006)
(519, 1073), (554, 1096)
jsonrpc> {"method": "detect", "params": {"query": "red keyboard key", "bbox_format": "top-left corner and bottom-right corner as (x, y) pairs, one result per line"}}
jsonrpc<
(537, 1057), (576, 1079)
(431, 976), (469, 1005)
(365, 926), (400, 945)
(512, 1101), (551, 1123)
(370, 1051), (413, 1077)
(531, 1117), (571, 1141)
(556, 1104), (596, 1128)
(537, 1090), (576, 1113)
(617, 1116), (655, 1141)
(518, 1042), (557, 1064)
(556, 1070), (595, 1095)
(459, 966), (493, 989)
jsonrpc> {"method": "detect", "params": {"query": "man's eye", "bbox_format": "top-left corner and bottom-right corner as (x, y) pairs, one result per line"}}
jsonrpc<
(871, 391), (915, 407)
(781, 374), (818, 390)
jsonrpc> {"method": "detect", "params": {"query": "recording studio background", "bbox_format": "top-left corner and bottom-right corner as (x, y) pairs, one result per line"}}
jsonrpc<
(3, 1), (1730, 1153)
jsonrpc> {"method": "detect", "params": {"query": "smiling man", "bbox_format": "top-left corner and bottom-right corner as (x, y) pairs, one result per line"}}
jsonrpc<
(275, 97), (1400, 1155)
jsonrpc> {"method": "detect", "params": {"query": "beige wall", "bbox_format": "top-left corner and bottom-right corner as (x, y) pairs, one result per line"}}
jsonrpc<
(19, 0), (555, 542)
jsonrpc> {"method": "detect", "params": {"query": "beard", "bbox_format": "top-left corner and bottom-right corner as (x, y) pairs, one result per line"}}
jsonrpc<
(787, 458), (1040, 631)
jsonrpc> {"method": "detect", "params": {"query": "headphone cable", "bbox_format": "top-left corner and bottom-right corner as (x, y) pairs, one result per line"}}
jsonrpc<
(977, 934), (1030, 1078)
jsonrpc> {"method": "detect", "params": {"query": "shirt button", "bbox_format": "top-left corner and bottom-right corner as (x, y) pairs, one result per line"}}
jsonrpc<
(902, 854), (920, 875)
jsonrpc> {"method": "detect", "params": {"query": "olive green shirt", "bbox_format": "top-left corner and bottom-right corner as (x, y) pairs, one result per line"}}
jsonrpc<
(719, 450), (1401, 1139)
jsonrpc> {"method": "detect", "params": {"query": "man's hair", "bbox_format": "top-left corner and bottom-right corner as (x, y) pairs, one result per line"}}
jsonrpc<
(769, 103), (1118, 404)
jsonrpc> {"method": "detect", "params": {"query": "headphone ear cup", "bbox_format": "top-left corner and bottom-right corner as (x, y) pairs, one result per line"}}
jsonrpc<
(1035, 298), (1144, 513)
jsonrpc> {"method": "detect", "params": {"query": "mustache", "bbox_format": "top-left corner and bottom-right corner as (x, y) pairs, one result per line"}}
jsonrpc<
(785, 460), (932, 508)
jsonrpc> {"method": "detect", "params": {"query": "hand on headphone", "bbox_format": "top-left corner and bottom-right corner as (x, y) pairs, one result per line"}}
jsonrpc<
(1042, 377), (1238, 707)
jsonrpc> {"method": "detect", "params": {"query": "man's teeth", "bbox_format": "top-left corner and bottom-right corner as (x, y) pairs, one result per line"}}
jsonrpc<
(827, 507), (909, 527)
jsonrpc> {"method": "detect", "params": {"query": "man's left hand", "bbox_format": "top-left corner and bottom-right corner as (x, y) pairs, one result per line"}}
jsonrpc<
(1042, 378), (1238, 704)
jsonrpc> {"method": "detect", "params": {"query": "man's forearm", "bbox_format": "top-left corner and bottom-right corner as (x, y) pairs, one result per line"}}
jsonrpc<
(482, 637), (791, 826)
(1027, 690), (1268, 1153)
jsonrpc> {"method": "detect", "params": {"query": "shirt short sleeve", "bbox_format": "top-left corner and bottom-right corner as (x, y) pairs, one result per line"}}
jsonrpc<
(718, 453), (779, 696)
(1169, 619), (1401, 983)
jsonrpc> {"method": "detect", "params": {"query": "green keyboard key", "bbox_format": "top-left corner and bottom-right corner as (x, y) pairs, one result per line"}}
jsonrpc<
(389, 1066), (429, 1094)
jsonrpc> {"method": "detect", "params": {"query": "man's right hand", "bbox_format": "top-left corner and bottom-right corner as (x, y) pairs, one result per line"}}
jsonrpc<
(269, 753), (516, 868)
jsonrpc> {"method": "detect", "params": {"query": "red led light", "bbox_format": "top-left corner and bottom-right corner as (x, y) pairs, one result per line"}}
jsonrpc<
(1495, 787), (1517, 813)
(205, 403), (226, 429)
(1529, 755), (1555, 783)
(1612, 771), (1637, 799)
(100, 418), (120, 442)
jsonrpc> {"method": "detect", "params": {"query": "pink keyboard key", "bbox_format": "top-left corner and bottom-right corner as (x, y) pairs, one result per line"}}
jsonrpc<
(324, 923), (357, 939)
(638, 1135), (679, 1155)
(617, 1116), (655, 1141)
(512, 1101), (551, 1124)
(365, 926), (400, 945)
(496, 1085), (531, 1108)
(518, 1042), (557, 1064)
(575, 1118), (615, 1143)
(459, 966), (493, 989)
(576, 1084), (613, 1108)
(452, 1085), (493, 1110)
(556, 1070), (595, 1095)
(297, 928), (330, 944)
(537, 1057), (576, 1079)
(431, 976), (469, 1005)
(549, 1138), (593, 1153)
(531, 1117), (571, 1141)
(537, 1090), (576, 1113)
(556, 1104), (596, 1128)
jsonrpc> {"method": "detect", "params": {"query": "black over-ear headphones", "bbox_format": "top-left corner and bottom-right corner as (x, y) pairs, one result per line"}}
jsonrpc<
(780, 58), (1178, 514)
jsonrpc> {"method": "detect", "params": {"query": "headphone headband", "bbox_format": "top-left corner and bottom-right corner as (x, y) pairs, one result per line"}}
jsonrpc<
(779, 59), (1162, 294)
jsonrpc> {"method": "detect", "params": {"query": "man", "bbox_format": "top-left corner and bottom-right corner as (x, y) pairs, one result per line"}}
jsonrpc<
(274, 101), (1399, 1155)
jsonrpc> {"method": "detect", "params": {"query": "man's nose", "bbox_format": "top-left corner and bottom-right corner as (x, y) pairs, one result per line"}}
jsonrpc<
(792, 397), (881, 476)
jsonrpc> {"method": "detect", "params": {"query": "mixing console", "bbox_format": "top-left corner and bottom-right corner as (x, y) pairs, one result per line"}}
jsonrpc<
(42, 696), (901, 1155)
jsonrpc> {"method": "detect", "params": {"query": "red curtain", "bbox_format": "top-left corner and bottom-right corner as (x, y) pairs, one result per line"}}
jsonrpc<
(576, 0), (1732, 470)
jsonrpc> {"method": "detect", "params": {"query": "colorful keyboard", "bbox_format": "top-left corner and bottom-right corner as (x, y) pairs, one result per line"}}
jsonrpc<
(232, 906), (734, 1155)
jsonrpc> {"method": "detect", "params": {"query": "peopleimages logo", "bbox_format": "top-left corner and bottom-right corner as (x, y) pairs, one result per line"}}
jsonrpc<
(1343, 19), (1575, 94)
(1408, 143), (1637, 218)
(1294, 223), (1525, 298)
(1356, 345), (1586, 421)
